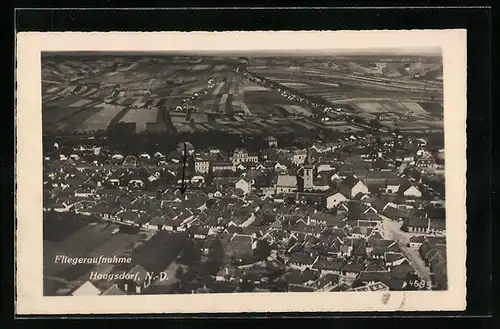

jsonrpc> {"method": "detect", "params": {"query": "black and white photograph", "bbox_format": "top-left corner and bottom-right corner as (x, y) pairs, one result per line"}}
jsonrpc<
(16, 31), (467, 313)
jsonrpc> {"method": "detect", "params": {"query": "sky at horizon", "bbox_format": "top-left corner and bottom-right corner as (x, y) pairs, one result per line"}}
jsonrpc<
(41, 47), (442, 58)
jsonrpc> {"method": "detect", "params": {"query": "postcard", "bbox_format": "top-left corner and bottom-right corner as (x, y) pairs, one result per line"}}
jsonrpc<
(15, 30), (467, 314)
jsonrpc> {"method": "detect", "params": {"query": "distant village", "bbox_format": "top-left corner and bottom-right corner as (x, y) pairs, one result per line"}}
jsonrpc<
(43, 131), (447, 296)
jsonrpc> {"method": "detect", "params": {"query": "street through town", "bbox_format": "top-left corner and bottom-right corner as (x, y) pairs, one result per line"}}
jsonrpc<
(380, 214), (432, 281)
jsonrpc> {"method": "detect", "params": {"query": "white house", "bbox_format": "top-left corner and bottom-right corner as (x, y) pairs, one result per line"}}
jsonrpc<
(330, 173), (341, 181)
(317, 163), (334, 173)
(326, 192), (347, 209)
(340, 177), (369, 198)
(402, 185), (422, 198)
(195, 158), (211, 174)
(292, 149), (307, 165)
(190, 176), (205, 184)
(235, 178), (252, 195)
(274, 162), (288, 171)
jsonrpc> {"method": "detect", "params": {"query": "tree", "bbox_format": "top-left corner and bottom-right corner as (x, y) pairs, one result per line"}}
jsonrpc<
(347, 201), (361, 223)
(238, 279), (255, 292)
(253, 240), (272, 261)
(175, 266), (185, 280)
(205, 166), (214, 184)
(179, 240), (202, 265)
(400, 220), (409, 232)
(206, 198), (216, 209)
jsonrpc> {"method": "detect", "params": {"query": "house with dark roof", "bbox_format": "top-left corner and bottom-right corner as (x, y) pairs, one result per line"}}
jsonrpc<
(360, 170), (399, 187)
(341, 261), (364, 278)
(312, 256), (345, 275)
(225, 234), (254, 264)
(356, 270), (392, 288)
(405, 209), (430, 234)
(383, 205), (411, 221)
(314, 273), (340, 290)
(288, 284), (316, 292)
(338, 176), (369, 199)
(367, 239), (400, 259)
(418, 240), (447, 290)
(309, 212), (343, 227)
(383, 252), (408, 268)
(286, 252), (319, 270)
(409, 235), (427, 249)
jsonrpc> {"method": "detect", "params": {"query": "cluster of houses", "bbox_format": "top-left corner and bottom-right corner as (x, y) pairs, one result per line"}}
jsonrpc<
(44, 132), (447, 294)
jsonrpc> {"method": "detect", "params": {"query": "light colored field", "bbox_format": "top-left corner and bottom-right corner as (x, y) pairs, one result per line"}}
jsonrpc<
(213, 64), (229, 71)
(81, 88), (98, 97)
(380, 120), (397, 129)
(192, 64), (210, 71)
(115, 97), (130, 105)
(280, 82), (310, 87)
(419, 120), (444, 129)
(325, 125), (363, 132)
(43, 107), (89, 125)
(232, 94), (252, 115)
(76, 105), (125, 131)
(171, 115), (187, 123)
(316, 82), (341, 87)
(74, 86), (89, 95)
(323, 120), (350, 126)
(352, 102), (387, 113)
(191, 113), (208, 123)
(240, 85), (268, 92)
(400, 102), (427, 115)
(279, 104), (312, 116)
(194, 124), (209, 131)
(215, 118), (230, 124)
(213, 82), (225, 95)
(131, 97), (147, 108)
(46, 86), (61, 94)
(173, 123), (194, 133)
(68, 98), (93, 107)
(220, 94), (228, 112)
(120, 108), (158, 132)
(294, 121), (315, 129)
(184, 85), (207, 95)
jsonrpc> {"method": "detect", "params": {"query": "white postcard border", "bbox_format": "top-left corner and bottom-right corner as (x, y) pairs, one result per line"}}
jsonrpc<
(15, 30), (467, 314)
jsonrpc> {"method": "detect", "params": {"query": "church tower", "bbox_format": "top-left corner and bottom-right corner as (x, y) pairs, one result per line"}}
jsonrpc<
(303, 148), (314, 191)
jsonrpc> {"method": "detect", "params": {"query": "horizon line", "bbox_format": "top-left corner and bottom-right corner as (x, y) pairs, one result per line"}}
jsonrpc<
(41, 47), (442, 58)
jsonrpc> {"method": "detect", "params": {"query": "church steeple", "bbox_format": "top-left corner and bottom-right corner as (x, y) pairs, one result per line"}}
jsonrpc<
(303, 147), (314, 191)
(304, 147), (313, 168)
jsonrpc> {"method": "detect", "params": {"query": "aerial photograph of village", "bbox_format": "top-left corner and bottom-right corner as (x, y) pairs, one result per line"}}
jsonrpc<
(42, 49), (447, 296)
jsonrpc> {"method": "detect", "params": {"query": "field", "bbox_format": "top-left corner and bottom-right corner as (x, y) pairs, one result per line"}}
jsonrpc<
(42, 53), (444, 136)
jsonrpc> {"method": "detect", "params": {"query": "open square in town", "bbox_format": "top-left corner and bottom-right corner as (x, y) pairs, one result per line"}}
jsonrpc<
(15, 30), (467, 314)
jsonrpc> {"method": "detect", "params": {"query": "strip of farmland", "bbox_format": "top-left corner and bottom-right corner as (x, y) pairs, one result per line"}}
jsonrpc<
(43, 104), (99, 128)
(279, 104), (313, 117)
(55, 107), (105, 132)
(73, 104), (125, 132)
(108, 107), (132, 126)
(231, 93), (253, 116)
(119, 108), (158, 133)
